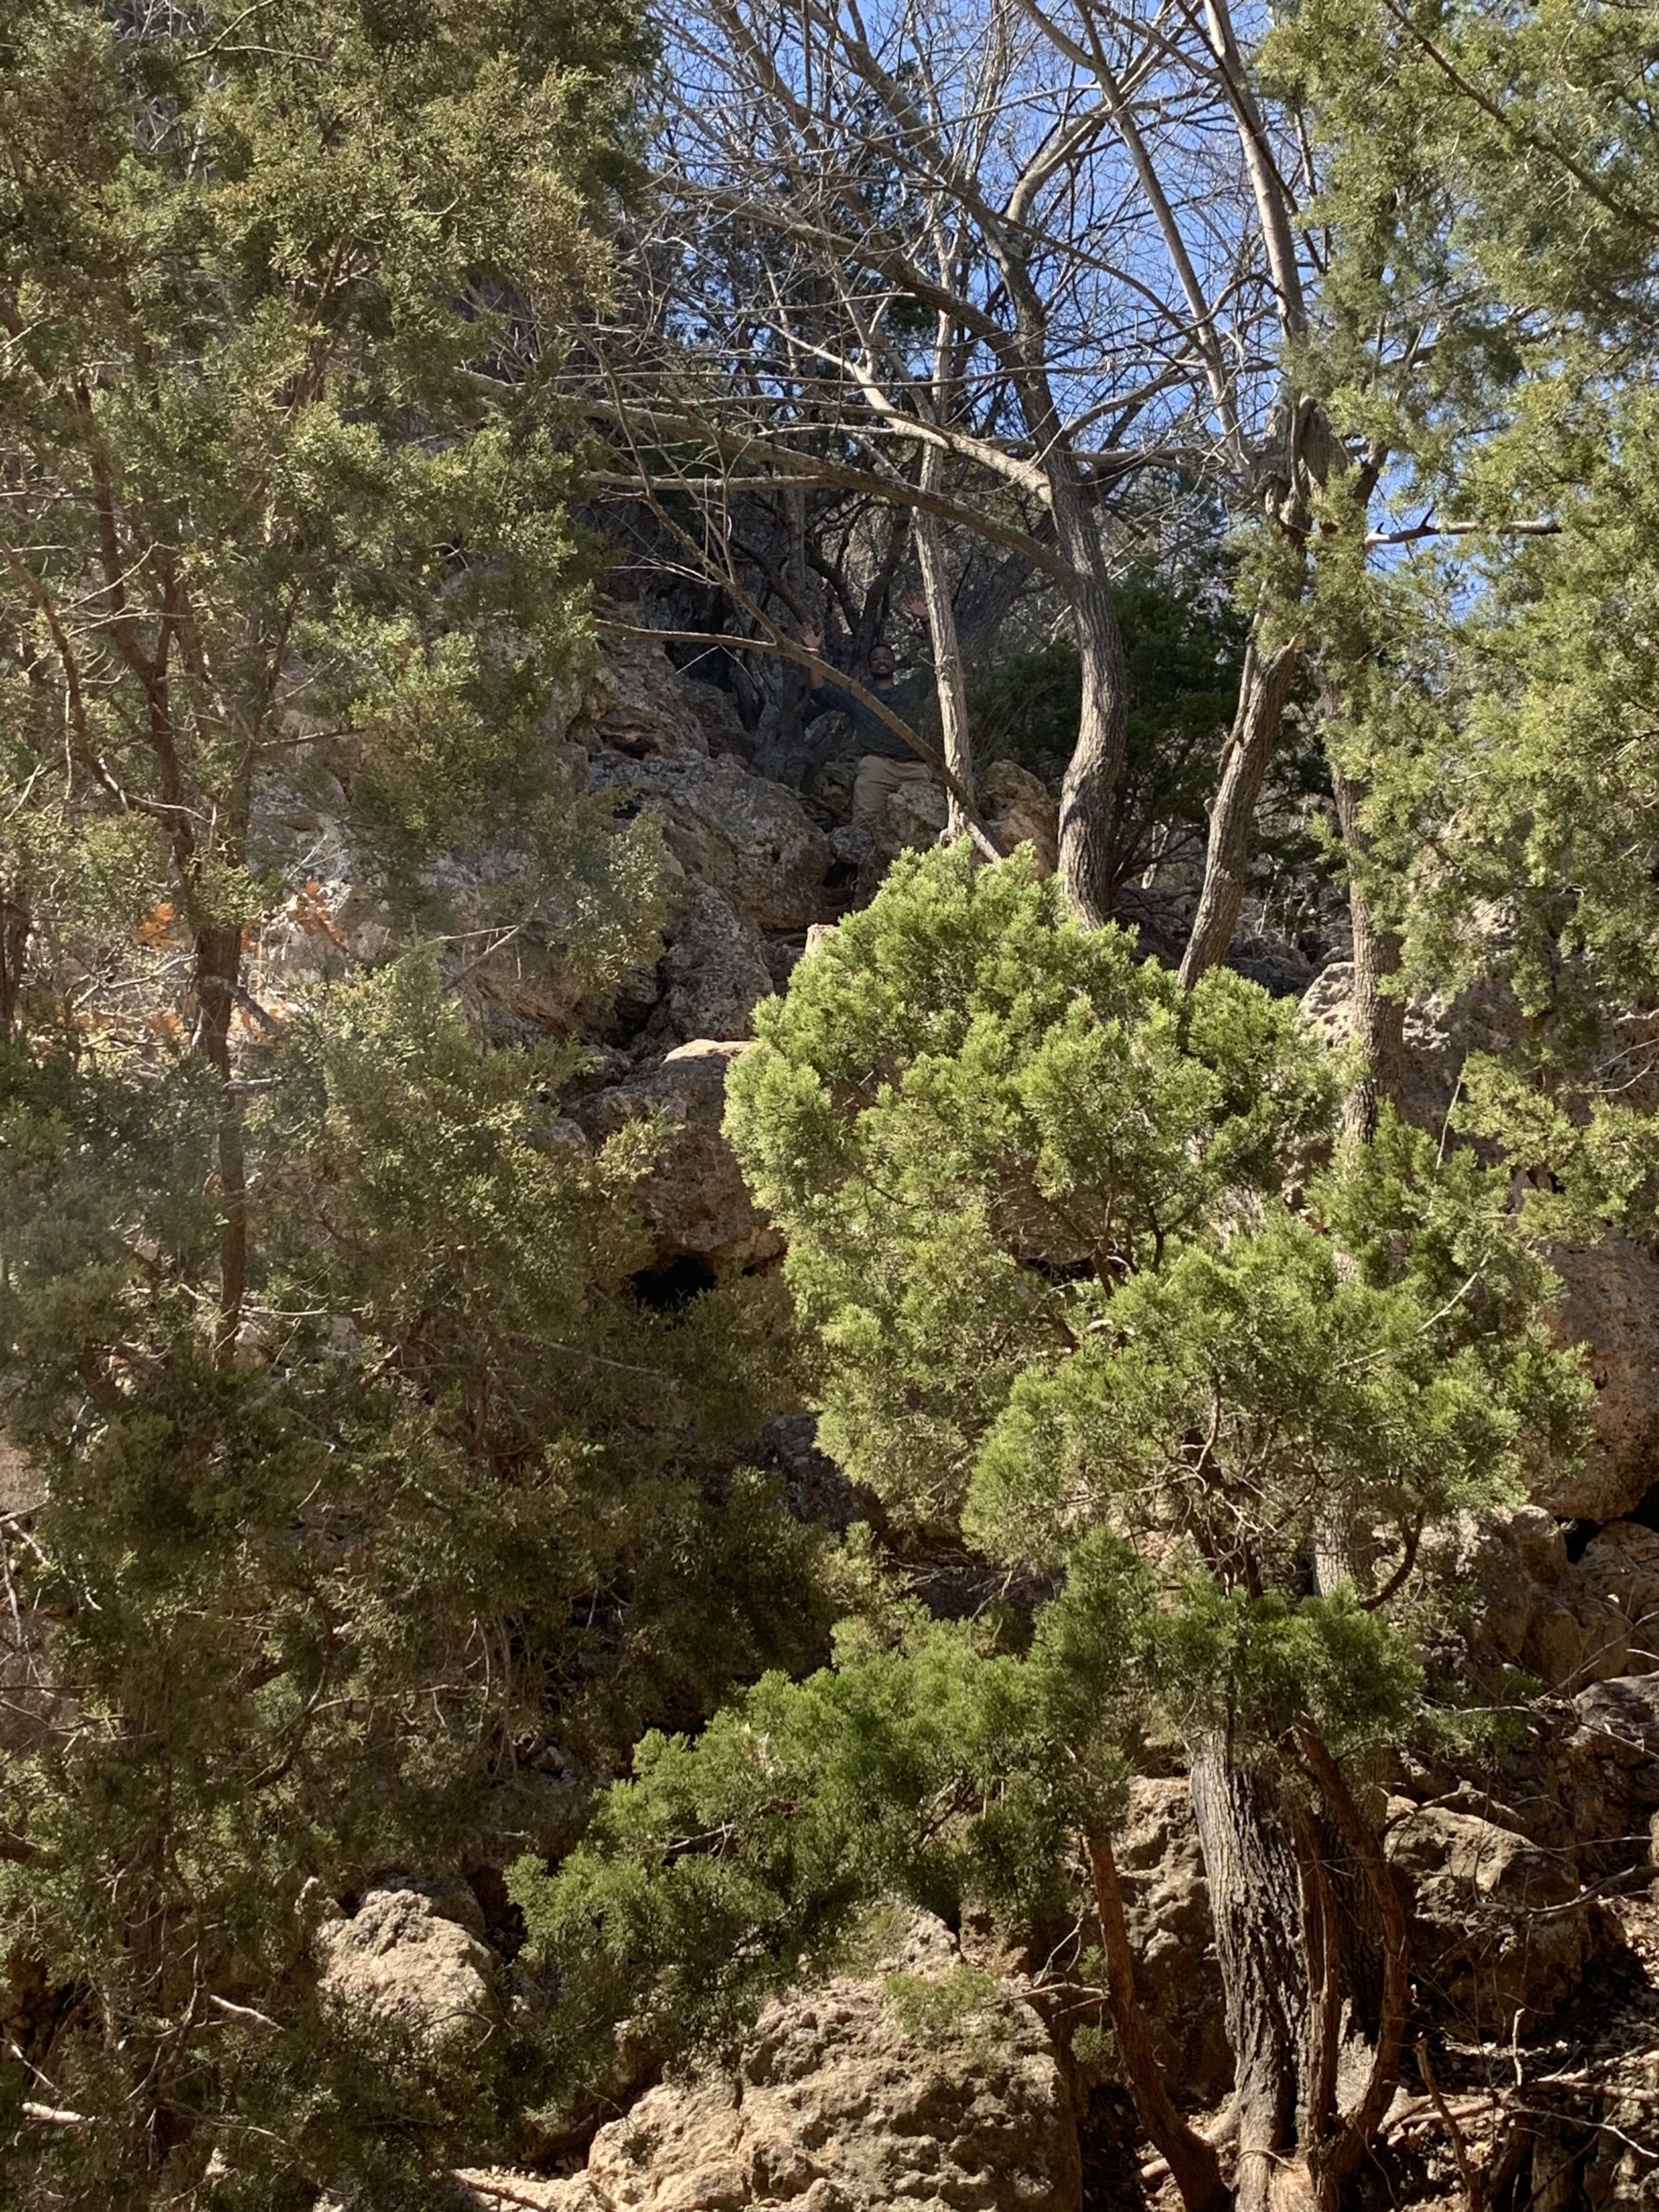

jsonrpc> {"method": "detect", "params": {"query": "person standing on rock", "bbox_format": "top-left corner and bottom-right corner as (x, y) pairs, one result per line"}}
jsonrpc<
(799, 597), (940, 839)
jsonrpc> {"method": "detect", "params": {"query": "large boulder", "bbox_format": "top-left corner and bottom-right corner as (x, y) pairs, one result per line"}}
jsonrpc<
(1542, 1235), (1659, 1522)
(1297, 966), (1521, 1132)
(641, 881), (775, 1052)
(317, 1883), (495, 2048)
(459, 1914), (1080, 2212)
(979, 762), (1058, 879)
(568, 1041), (780, 1273)
(589, 754), (832, 938)
(1418, 1507), (1634, 1690)
(1384, 1803), (1598, 2028)
(569, 631), (711, 761)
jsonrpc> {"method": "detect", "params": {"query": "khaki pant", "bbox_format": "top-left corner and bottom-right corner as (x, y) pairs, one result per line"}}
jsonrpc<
(851, 753), (937, 834)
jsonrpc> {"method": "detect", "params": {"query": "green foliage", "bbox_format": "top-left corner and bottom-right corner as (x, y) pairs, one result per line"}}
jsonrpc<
(727, 844), (1338, 1522)
(0, 0), (662, 1000)
(1267, 0), (1659, 1217)
(0, 5), (840, 2199)
(0, 958), (820, 2201)
(510, 1609), (1122, 2092)
(880, 1964), (1011, 2053)
(729, 842), (1584, 1738)
(519, 851), (1587, 2106)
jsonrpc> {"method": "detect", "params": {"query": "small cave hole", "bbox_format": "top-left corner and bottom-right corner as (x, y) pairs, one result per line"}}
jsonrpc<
(631, 1254), (718, 1312)
(1562, 1517), (1600, 1563)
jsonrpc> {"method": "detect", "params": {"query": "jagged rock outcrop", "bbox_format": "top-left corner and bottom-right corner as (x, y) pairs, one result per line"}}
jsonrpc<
(1426, 1507), (1641, 1692)
(1115, 1779), (1230, 2102)
(569, 1041), (781, 1272)
(588, 753), (832, 941)
(636, 878), (776, 1051)
(569, 629), (714, 762)
(1544, 1236), (1659, 1522)
(459, 1914), (1080, 2212)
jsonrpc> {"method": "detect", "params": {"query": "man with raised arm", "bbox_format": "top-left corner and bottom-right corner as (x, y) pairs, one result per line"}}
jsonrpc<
(799, 595), (941, 839)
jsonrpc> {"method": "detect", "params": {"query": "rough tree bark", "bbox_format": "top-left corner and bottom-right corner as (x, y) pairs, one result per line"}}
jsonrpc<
(190, 919), (249, 1363)
(0, 893), (27, 1039)
(914, 491), (974, 844)
(1297, 1726), (1411, 2212)
(1189, 1738), (1309, 2212)
(915, 285), (976, 845)
(1330, 762), (1405, 1145)
(1178, 639), (1303, 986)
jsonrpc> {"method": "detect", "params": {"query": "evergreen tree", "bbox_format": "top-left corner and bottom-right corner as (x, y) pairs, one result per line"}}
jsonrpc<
(0, 5), (824, 2201)
(517, 849), (1588, 2212)
(1267, 0), (1659, 1221)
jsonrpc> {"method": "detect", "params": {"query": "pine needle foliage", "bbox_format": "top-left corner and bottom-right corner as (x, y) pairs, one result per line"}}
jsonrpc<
(0, 4), (830, 2201)
(513, 851), (1588, 2143)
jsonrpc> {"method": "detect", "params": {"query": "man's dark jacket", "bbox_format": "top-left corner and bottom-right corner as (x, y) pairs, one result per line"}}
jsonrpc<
(803, 670), (931, 761)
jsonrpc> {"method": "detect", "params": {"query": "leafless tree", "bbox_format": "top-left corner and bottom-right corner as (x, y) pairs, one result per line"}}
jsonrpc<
(572, 0), (1322, 922)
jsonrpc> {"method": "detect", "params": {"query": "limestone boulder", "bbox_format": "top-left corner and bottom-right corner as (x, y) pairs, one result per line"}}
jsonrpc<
(317, 1884), (495, 2048)
(459, 1914), (1079, 2212)
(1541, 1234), (1659, 1522)
(589, 754), (832, 938)
(641, 882), (774, 1052)
(1384, 1803), (1597, 2026)
(681, 678), (756, 761)
(571, 632), (711, 761)
(569, 1041), (780, 1273)
(979, 761), (1058, 879)
(875, 773), (949, 868)
(1114, 1777), (1230, 2102)
(1298, 967), (1522, 1132)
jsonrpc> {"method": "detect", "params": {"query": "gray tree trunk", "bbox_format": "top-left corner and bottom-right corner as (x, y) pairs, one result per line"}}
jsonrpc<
(1331, 763), (1405, 1145)
(1189, 1739), (1308, 2212)
(1179, 640), (1302, 986)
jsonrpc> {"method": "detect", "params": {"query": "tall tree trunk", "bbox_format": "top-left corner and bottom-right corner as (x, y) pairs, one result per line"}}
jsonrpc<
(1179, 640), (1302, 986)
(778, 482), (810, 753)
(851, 504), (910, 672)
(192, 921), (248, 1363)
(1297, 1727), (1411, 2211)
(914, 471), (974, 845)
(1086, 1828), (1232, 2212)
(1329, 763), (1404, 1146)
(916, 290), (975, 845)
(1189, 1737), (1308, 2212)
(996, 287), (1129, 926)
(0, 891), (27, 1039)
(1051, 470), (1129, 926)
